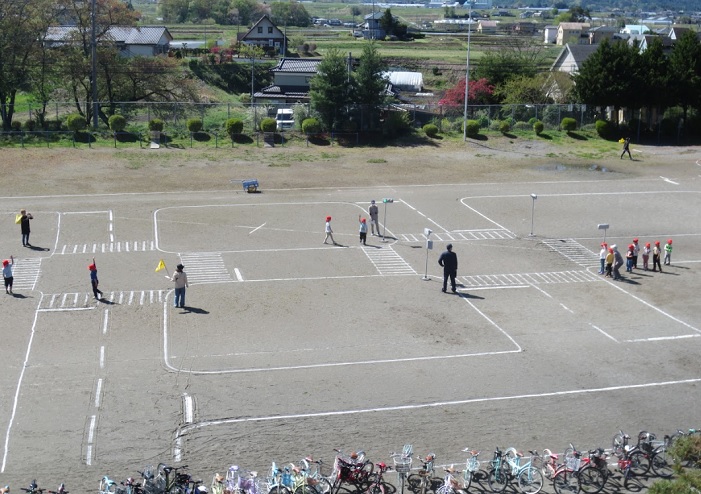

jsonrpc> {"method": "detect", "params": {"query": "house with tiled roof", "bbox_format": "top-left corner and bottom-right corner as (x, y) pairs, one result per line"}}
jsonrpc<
(254, 58), (323, 103)
(238, 15), (288, 56)
(45, 26), (172, 56)
(550, 43), (598, 74)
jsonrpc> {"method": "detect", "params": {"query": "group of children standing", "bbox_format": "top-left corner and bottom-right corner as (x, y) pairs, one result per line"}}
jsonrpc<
(599, 238), (673, 280)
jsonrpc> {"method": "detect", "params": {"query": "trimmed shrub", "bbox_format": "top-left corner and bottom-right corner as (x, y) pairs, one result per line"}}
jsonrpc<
(302, 117), (322, 135)
(66, 114), (87, 133)
(260, 117), (277, 133)
(225, 118), (244, 138)
(187, 118), (203, 133)
(465, 120), (480, 137)
(533, 120), (544, 135)
(513, 121), (531, 131)
(108, 114), (127, 132)
(148, 118), (164, 132)
(382, 111), (412, 138)
(528, 117), (538, 125)
(595, 119), (610, 138)
(423, 123), (439, 137)
(23, 121), (37, 132)
(561, 117), (577, 132)
(499, 120), (511, 133)
(668, 434), (701, 467)
(11, 121), (22, 131)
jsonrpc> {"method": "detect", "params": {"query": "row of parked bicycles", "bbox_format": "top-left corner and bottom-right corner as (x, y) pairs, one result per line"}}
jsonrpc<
(8, 428), (699, 494)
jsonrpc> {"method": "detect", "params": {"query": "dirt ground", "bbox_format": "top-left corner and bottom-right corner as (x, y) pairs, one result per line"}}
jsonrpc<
(0, 137), (700, 493)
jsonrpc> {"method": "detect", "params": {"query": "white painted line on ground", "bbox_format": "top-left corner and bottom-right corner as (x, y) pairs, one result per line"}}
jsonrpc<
(660, 176), (679, 185)
(99, 347), (105, 369)
(249, 222), (266, 235)
(179, 377), (701, 432)
(86, 445), (92, 466)
(560, 303), (574, 314)
(95, 378), (103, 407)
(173, 436), (182, 463)
(400, 198), (449, 232)
(183, 394), (194, 424)
(1, 303), (42, 472)
(459, 198), (513, 233)
(590, 324), (619, 343)
(235, 268), (243, 281)
(87, 415), (96, 444)
(38, 307), (94, 313)
(102, 309), (109, 335)
(461, 285), (529, 291)
(625, 334), (701, 343)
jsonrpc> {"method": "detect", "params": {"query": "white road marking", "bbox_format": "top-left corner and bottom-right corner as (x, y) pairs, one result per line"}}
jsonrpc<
(99, 347), (105, 369)
(399, 198), (449, 233)
(590, 324), (619, 343)
(625, 334), (701, 343)
(102, 310), (109, 335)
(249, 222), (266, 235)
(660, 176), (679, 185)
(178, 377), (701, 431)
(95, 378), (103, 407)
(235, 268), (243, 281)
(183, 394), (194, 424)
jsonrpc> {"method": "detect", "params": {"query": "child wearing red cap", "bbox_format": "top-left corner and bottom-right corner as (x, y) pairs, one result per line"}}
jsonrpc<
(625, 244), (634, 272)
(358, 215), (368, 246)
(664, 239), (673, 265)
(323, 216), (337, 245)
(89, 257), (104, 300)
(632, 238), (640, 269)
(652, 241), (662, 272)
(642, 242), (651, 271)
(598, 242), (608, 274)
(605, 248), (614, 277)
(3, 256), (14, 294)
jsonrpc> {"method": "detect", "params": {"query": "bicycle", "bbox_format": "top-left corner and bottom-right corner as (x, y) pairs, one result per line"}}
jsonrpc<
(487, 447), (509, 493)
(460, 448), (481, 492)
(225, 466), (260, 494)
(48, 485), (68, 494)
(501, 448), (544, 494)
(576, 448), (609, 494)
(301, 457), (332, 494)
(21, 482), (44, 494)
(365, 462), (392, 494)
(550, 448), (581, 494)
(155, 464), (192, 494)
(435, 466), (461, 494)
(265, 462), (293, 494)
(118, 478), (144, 494)
(406, 453), (436, 494)
(611, 431), (650, 476)
(627, 431), (673, 478)
(100, 476), (119, 494)
(390, 445), (413, 494)
(331, 449), (374, 494)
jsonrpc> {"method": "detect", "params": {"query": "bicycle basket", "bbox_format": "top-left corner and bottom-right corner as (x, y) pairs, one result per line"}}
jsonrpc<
(393, 456), (412, 474)
(565, 457), (581, 471)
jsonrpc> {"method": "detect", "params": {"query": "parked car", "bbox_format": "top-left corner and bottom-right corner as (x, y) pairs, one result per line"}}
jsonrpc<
(275, 109), (295, 131)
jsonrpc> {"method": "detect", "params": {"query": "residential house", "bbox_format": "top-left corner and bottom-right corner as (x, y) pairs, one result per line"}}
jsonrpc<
(668, 26), (690, 40)
(512, 22), (536, 35)
(543, 25), (558, 44)
(556, 22), (590, 45)
(621, 24), (650, 35)
(587, 26), (618, 44)
(238, 15), (288, 55)
(363, 12), (386, 39)
(477, 20), (498, 34)
(550, 43), (598, 75)
(627, 34), (674, 52)
(253, 58), (322, 104)
(45, 25), (172, 57)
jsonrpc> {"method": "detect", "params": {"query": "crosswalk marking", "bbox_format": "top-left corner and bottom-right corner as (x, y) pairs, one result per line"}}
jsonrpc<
(541, 238), (599, 267)
(179, 253), (232, 283)
(57, 240), (155, 255)
(458, 270), (602, 288)
(11, 258), (42, 291)
(38, 290), (168, 310)
(399, 230), (516, 242)
(362, 246), (416, 275)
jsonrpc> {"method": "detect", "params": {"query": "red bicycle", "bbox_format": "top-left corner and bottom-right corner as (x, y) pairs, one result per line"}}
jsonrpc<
(331, 450), (374, 494)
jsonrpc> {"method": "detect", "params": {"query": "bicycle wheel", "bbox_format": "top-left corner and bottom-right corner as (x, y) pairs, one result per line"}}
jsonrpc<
(552, 471), (579, 494)
(487, 468), (508, 493)
(405, 475), (422, 493)
(100, 480), (118, 494)
(577, 467), (605, 494)
(627, 451), (650, 476)
(517, 467), (543, 494)
(461, 471), (472, 493)
(269, 486), (292, 494)
(650, 448), (673, 478)
(365, 483), (384, 494)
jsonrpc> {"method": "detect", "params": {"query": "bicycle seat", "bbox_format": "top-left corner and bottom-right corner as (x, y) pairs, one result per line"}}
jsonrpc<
(463, 449), (479, 456)
(516, 452), (524, 457)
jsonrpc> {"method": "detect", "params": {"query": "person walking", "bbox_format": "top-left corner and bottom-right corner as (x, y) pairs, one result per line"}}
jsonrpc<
(632, 238), (640, 269)
(664, 239), (673, 265)
(438, 243), (458, 293)
(19, 209), (33, 247)
(88, 258), (104, 300)
(358, 215), (368, 245)
(605, 248), (614, 278)
(620, 137), (632, 160)
(612, 244), (624, 280)
(368, 200), (380, 236)
(3, 256), (14, 294)
(598, 242), (608, 274)
(323, 216), (337, 245)
(642, 242), (651, 271)
(170, 263), (189, 308)
(652, 241), (662, 272)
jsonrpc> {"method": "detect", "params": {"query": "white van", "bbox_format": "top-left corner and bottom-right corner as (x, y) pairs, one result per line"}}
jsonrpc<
(276, 109), (295, 131)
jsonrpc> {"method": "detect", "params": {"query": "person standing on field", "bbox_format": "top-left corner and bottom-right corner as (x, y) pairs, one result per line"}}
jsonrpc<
(89, 258), (104, 300)
(19, 209), (33, 247)
(598, 242), (608, 274)
(632, 238), (640, 269)
(652, 241), (662, 272)
(621, 137), (632, 160)
(642, 242), (650, 271)
(368, 200), (379, 236)
(3, 256), (14, 294)
(323, 216), (337, 245)
(664, 239), (673, 265)
(170, 263), (189, 308)
(612, 244), (624, 280)
(358, 216), (368, 245)
(438, 243), (458, 293)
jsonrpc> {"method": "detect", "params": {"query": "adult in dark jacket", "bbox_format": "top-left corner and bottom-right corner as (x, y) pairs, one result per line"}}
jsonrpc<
(438, 243), (458, 293)
(19, 209), (33, 247)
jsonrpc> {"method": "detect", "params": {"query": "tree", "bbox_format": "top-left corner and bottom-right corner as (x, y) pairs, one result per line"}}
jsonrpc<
(160, 0), (191, 22)
(494, 74), (552, 104)
(555, 6), (590, 23)
(270, 1), (311, 28)
(231, 0), (261, 25)
(438, 77), (494, 107)
(309, 48), (353, 131)
(668, 30), (701, 120)
(474, 50), (537, 88)
(0, 0), (56, 130)
(353, 43), (388, 130)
